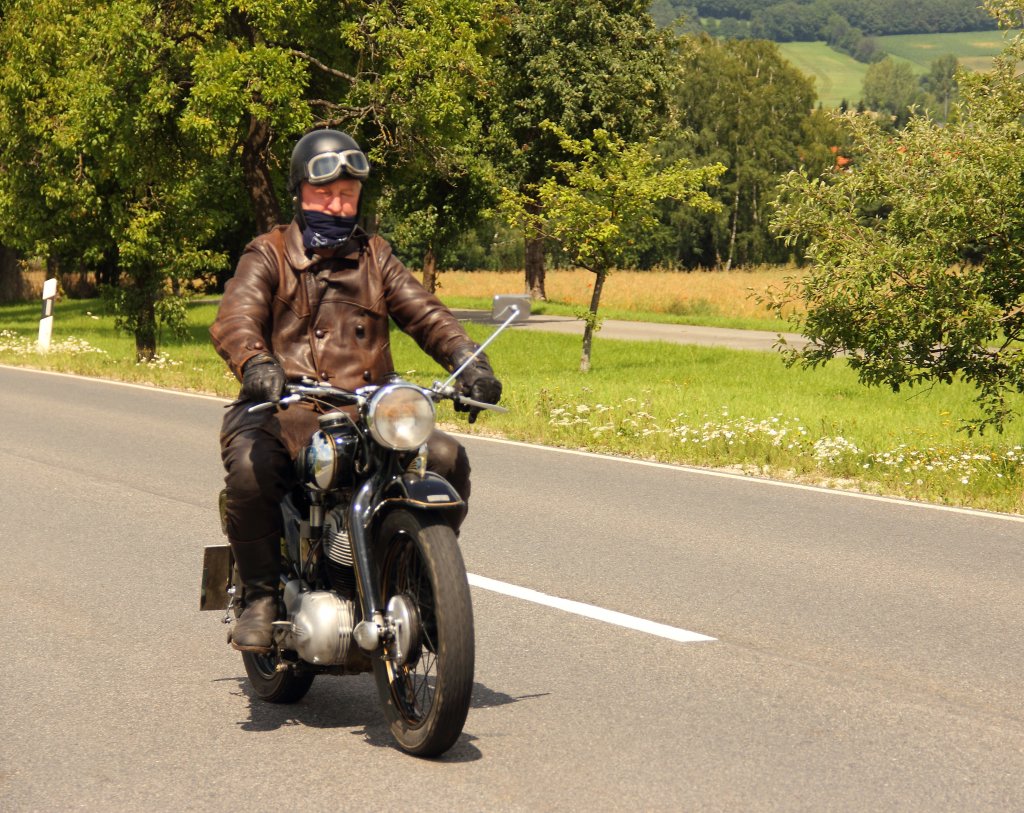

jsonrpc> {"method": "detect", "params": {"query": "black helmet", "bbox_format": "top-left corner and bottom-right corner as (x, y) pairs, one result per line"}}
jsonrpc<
(287, 129), (370, 195)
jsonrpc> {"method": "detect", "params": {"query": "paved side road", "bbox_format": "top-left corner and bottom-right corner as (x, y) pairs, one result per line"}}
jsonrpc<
(450, 309), (806, 351)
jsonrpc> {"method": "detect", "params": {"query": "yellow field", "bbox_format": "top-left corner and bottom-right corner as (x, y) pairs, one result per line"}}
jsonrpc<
(20, 265), (803, 324)
(432, 268), (802, 322)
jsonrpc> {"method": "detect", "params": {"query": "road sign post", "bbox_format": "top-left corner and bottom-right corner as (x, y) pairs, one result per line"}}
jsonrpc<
(38, 278), (57, 352)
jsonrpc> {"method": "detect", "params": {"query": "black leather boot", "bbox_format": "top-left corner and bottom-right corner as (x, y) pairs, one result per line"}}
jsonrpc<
(229, 534), (280, 653)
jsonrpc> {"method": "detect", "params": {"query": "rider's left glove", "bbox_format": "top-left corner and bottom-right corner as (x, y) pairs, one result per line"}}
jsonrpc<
(241, 354), (286, 403)
(452, 348), (502, 425)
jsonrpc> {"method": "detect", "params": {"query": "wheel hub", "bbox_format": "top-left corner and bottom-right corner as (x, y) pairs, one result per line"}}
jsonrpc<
(386, 593), (422, 667)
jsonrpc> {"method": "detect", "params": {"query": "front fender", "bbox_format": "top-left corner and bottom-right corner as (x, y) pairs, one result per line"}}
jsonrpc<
(381, 471), (464, 510)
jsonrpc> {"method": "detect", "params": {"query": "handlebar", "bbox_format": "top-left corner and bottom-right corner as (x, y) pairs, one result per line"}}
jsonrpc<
(247, 380), (508, 416)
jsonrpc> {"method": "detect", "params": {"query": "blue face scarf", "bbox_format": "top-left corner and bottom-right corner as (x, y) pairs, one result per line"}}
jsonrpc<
(301, 210), (359, 251)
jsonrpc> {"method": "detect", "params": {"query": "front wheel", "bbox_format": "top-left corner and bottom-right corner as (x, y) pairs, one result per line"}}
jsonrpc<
(371, 509), (475, 756)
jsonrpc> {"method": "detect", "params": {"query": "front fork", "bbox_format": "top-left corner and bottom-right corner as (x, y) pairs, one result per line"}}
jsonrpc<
(348, 478), (388, 652)
(346, 451), (463, 654)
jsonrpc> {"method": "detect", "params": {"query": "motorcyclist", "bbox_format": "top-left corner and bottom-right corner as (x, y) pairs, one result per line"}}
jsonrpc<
(210, 129), (502, 653)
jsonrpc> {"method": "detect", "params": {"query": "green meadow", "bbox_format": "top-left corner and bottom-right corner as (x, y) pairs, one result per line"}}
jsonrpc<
(1, 296), (1022, 514)
(779, 31), (1009, 108)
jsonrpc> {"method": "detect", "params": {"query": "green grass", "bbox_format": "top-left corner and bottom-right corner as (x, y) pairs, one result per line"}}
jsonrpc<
(2, 296), (1022, 514)
(779, 31), (1009, 108)
(876, 30), (1012, 73)
(777, 42), (869, 108)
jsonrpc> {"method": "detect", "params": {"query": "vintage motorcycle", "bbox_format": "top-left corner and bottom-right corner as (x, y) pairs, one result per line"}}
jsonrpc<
(200, 313), (513, 757)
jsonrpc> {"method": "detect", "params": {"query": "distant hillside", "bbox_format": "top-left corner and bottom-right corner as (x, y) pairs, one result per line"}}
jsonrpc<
(650, 0), (997, 37)
(777, 31), (1008, 108)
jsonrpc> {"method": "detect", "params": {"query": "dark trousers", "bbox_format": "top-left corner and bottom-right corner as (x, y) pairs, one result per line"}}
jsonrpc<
(221, 426), (471, 543)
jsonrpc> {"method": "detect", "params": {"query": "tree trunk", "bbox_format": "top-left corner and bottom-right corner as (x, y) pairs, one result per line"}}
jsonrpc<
(524, 200), (547, 300)
(422, 246), (438, 294)
(525, 233), (546, 300)
(579, 269), (607, 373)
(725, 185), (741, 272)
(242, 115), (282, 234)
(135, 293), (157, 362)
(0, 243), (28, 304)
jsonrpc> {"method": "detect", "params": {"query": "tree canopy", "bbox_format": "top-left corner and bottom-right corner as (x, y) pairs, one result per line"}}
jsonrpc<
(503, 123), (722, 371)
(493, 0), (672, 299)
(770, 2), (1024, 432)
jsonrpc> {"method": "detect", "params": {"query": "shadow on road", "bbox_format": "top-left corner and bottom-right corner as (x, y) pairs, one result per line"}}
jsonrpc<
(220, 675), (549, 762)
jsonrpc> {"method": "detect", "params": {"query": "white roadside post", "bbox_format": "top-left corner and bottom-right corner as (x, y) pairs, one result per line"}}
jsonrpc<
(38, 278), (57, 352)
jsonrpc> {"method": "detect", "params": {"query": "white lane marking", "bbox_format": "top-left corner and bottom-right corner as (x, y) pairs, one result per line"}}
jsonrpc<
(451, 432), (1024, 525)
(467, 573), (716, 644)
(5, 364), (1023, 525)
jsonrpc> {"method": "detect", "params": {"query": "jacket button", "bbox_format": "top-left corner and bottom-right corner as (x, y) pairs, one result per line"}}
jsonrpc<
(315, 329), (325, 339)
(363, 370), (372, 382)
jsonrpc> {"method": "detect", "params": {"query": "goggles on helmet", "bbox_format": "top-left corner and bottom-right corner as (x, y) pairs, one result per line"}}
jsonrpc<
(305, 149), (370, 184)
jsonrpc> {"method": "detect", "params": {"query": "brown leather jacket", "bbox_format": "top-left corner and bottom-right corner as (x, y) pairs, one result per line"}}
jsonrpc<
(211, 221), (475, 391)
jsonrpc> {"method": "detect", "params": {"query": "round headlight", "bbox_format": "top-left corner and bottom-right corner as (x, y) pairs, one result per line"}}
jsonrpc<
(366, 384), (435, 450)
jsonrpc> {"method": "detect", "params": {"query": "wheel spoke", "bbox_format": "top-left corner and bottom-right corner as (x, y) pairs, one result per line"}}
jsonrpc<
(383, 532), (442, 724)
(373, 511), (472, 754)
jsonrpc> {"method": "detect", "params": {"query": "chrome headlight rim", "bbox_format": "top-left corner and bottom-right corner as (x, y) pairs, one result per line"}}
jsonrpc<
(366, 384), (436, 451)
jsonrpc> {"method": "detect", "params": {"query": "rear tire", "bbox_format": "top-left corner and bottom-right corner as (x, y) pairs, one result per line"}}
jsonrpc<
(241, 650), (315, 704)
(230, 562), (315, 704)
(371, 509), (474, 757)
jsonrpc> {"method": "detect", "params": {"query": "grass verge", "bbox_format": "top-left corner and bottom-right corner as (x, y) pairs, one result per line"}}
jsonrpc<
(1, 296), (1021, 514)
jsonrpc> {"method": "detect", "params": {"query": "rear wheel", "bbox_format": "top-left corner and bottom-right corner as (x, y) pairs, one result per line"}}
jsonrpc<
(241, 650), (315, 704)
(371, 509), (474, 756)
(230, 562), (315, 704)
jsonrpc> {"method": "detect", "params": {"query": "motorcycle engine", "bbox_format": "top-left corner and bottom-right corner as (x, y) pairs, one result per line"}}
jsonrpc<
(280, 579), (357, 666)
(323, 506), (357, 595)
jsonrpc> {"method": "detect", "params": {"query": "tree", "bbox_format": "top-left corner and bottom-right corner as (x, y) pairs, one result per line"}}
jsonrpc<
(339, 0), (508, 292)
(862, 56), (926, 127)
(0, 0), (506, 354)
(504, 124), (722, 371)
(920, 53), (960, 121)
(770, 2), (1024, 432)
(0, 0), (237, 359)
(493, 0), (671, 300)
(667, 36), (817, 269)
(0, 242), (26, 304)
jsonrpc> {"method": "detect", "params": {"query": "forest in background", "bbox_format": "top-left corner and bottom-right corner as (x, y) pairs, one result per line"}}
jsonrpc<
(0, 0), (1014, 361)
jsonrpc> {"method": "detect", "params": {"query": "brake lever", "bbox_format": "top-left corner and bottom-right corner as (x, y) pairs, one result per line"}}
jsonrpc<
(454, 395), (509, 414)
(247, 393), (301, 414)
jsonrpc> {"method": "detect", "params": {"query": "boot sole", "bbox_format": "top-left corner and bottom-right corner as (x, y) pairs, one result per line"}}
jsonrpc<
(230, 639), (273, 654)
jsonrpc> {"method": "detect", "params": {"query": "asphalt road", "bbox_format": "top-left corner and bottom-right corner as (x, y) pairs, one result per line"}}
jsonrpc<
(450, 308), (806, 351)
(1, 365), (1022, 812)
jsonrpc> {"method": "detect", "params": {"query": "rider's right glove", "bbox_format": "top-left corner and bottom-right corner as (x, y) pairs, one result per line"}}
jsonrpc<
(241, 354), (286, 403)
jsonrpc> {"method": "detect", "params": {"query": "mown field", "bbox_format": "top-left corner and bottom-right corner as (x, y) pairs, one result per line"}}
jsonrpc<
(777, 41), (867, 108)
(877, 30), (1013, 72)
(778, 30), (1008, 108)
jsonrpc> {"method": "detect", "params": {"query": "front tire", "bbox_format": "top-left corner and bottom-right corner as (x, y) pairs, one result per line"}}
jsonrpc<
(371, 509), (474, 757)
